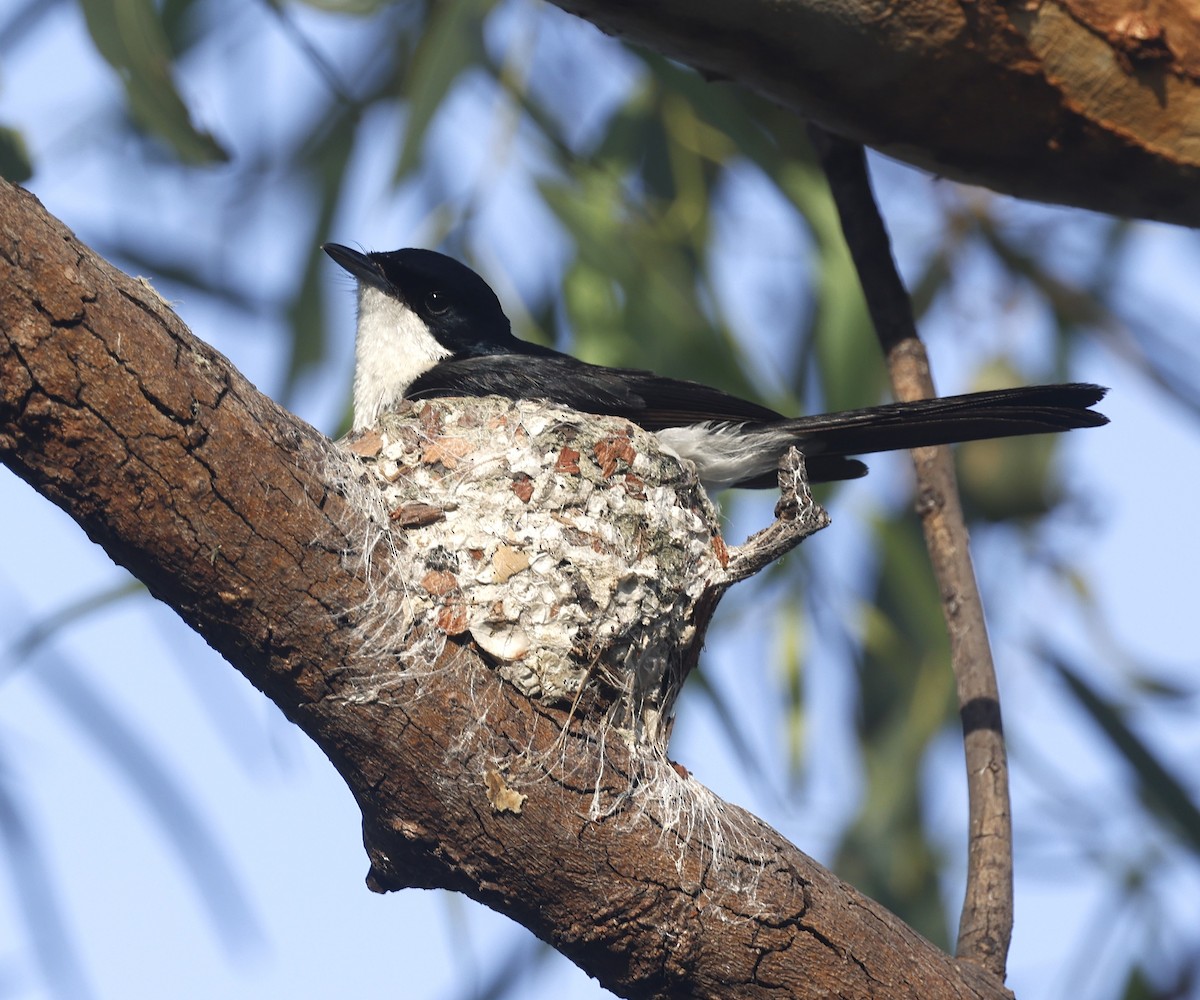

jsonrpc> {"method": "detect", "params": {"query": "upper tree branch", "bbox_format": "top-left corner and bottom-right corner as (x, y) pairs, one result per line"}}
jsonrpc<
(550, 0), (1200, 227)
(0, 179), (1011, 999)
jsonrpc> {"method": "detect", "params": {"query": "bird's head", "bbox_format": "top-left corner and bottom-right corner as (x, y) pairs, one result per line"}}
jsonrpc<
(323, 244), (517, 428)
(323, 244), (514, 356)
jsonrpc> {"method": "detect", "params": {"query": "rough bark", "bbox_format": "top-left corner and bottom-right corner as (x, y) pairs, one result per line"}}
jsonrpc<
(550, 0), (1200, 228)
(0, 179), (1015, 998)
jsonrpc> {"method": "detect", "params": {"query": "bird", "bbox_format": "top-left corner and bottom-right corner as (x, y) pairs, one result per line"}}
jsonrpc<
(323, 243), (1108, 490)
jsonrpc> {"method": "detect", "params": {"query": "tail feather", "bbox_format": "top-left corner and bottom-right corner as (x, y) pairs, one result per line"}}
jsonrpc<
(664, 384), (1107, 489)
(789, 383), (1108, 469)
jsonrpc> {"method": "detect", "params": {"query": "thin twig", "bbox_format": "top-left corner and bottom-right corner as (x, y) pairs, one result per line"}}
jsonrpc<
(807, 124), (1014, 979)
(724, 448), (830, 584)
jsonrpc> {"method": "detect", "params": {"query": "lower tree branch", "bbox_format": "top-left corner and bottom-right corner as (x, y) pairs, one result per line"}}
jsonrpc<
(808, 126), (1015, 978)
(0, 178), (1013, 999)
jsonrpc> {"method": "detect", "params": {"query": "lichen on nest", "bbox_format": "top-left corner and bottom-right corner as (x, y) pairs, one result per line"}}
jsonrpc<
(326, 395), (731, 747)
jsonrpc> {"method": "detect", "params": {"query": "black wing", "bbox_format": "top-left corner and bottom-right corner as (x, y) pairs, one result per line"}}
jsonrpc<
(405, 353), (785, 428)
(407, 356), (1107, 487)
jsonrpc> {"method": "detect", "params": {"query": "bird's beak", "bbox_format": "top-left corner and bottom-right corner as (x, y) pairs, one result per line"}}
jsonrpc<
(322, 243), (391, 293)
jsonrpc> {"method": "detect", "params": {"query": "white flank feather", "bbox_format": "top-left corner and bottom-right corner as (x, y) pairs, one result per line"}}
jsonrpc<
(655, 423), (800, 491)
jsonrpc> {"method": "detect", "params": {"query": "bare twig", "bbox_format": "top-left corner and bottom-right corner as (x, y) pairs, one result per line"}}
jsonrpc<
(724, 448), (830, 584)
(807, 124), (1014, 978)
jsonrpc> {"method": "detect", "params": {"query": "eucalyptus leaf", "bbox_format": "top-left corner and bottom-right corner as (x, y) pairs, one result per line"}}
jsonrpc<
(1052, 656), (1200, 853)
(285, 115), (359, 399)
(394, 0), (488, 179)
(79, 0), (227, 163)
(0, 125), (32, 182)
(288, 0), (387, 13)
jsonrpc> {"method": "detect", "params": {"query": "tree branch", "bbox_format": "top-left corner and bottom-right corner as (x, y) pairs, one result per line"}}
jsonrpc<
(0, 178), (1014, 998)
(808, 127), (1014, 978)
(549, 0), (1200, 227)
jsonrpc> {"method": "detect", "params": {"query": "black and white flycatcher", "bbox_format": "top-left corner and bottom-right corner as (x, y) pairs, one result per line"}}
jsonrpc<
(324, 243), (1108, 490)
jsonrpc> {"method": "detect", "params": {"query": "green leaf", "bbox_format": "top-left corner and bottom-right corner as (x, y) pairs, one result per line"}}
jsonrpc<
(834, 514), (956, 943)
(636, 55), (779, 168)
(953, 361), (1069, 520)
(777, 162), (879, 411)
(0, 125), (33, 183)
(288, 0), (387, 12)
(393, 0), (489, 179)
(159, 0), (206, 55)
(79, 0), (228, 164)
(8, 578), (144, 664)
(774, 605), (809, 779)
(285, 113), (360, 400)
(1052, 655), (1200, 853)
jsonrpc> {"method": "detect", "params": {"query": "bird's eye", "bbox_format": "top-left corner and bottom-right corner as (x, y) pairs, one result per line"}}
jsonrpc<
(425, 290), (449, 316)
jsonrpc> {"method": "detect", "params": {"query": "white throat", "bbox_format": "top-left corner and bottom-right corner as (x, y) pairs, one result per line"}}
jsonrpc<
(352, 284), (451, 430)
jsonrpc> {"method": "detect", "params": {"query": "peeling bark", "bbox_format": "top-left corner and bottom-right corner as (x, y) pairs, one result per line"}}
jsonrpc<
(0, 178), (1015, 998)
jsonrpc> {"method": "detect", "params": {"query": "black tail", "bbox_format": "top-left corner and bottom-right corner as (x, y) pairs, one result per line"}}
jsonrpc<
(790, 383), (1108, 484)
